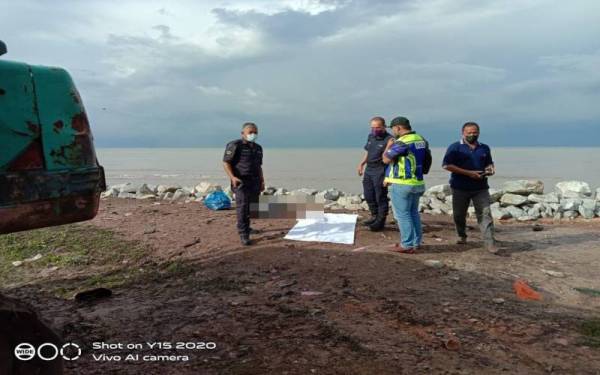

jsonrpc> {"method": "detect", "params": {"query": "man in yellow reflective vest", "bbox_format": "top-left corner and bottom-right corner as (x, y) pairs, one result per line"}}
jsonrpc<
(382, 116), (432, 253)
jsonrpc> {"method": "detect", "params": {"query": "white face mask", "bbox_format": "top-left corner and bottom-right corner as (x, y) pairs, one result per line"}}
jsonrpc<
(245, 133), (257, 142)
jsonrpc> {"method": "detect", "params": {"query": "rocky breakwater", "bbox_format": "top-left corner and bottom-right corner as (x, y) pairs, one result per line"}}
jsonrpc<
(101, 180), (600, 221)
(420, 180), (600, 221)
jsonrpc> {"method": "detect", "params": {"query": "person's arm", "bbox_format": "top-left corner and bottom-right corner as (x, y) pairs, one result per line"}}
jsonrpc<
(382, 138), (395, 164)
(223, 162), (242, 187)
(357, 152), (368, 176)
(484, 146), (495, 175)
(443, 164), (483, 180)
(223, 142), (242, 187)
(383, 139), (408, 164)
(259, 166), (265, 192)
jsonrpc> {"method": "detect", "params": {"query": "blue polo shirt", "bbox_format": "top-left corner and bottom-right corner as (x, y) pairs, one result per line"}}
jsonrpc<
(442, 140), (494, 191)
(363, 132), (393, 175)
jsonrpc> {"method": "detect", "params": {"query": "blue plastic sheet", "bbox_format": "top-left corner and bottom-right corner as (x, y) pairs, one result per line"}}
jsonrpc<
(204, 191), (231, 210)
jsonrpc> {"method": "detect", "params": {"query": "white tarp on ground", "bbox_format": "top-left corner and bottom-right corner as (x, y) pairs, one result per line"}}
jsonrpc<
(284, 213), (358, 245)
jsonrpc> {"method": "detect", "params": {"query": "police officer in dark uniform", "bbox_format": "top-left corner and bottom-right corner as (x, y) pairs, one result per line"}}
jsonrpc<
(223, 122), (265, 246)
(357, 116), (394, 231)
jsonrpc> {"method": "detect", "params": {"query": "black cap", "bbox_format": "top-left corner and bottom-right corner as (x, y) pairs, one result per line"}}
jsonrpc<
(390, 116), (410, 128)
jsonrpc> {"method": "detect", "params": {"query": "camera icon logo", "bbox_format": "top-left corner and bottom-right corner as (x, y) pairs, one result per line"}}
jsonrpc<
(14, 342), (81, 361)
(14, 343), (36, 361)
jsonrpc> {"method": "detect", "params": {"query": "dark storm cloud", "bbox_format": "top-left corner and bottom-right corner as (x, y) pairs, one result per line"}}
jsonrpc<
(212, 0), (416, 44)
(1, 0), (599, 147)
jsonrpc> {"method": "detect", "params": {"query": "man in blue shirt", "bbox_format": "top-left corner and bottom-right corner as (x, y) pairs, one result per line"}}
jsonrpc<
(442, 122), (498, 254)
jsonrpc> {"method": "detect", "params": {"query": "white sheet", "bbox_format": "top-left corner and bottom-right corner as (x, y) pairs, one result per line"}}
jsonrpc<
(284, 213), (358, 245)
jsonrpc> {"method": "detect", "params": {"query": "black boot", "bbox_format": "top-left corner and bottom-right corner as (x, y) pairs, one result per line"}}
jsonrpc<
(369, 216), (386, 232)
(362, 211), (378, 226)
(240, 233), (251, 246)
(362, 216), (377, 226)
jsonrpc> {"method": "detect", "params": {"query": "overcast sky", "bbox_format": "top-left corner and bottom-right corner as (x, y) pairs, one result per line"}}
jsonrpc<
(2, 0), (599, 147)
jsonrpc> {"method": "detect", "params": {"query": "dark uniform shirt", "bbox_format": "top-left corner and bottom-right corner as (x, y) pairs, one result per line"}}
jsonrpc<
(223, 139), (263, 178)
(442, 140), (494, 191)
(364, 132), (393, 175)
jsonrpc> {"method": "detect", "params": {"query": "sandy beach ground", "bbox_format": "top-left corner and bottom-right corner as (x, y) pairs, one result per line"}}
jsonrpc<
(2, 197), (600, 374)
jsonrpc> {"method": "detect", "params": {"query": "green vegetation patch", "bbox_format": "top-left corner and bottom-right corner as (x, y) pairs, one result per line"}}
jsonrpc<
(580, 319), (600, 348)
(574, 287), (600, 297)
(0, 224), (146, 290)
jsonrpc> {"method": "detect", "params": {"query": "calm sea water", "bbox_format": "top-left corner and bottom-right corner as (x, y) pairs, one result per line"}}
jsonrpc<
(97, 147), (600, 194)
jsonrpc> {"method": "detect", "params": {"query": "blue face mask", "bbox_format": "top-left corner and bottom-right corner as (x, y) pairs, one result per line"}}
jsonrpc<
(245, 133), (257, 142)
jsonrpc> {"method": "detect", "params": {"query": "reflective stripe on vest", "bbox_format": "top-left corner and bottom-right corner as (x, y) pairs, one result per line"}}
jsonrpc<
(384, 133), (426, 186)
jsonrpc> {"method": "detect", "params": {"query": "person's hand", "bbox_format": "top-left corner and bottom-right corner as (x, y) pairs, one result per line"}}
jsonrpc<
(467, 170), (484, 180)
(231, 177), (242, 188)
(260, 180), (265, 192)
(485, 165), (495, 176)
(357, 164), (364, 177)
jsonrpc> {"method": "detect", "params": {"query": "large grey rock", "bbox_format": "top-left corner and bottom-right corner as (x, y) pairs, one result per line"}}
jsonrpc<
(148, 184), (159, 194)
(157, 185), (181, 194)
(172, 189), (190, 201)
(500, 193), (528, 207)
(506, 206), (525, 219)
(560, 198), (582, 212)
(548, 203), (561, 213)
(527, 206), (541, 219)
(491, 204), (511, 220)
(425, 184), (452, 199)
(542, 206), (553, 218)
(136, 183), (155, 195)
(323, 189), (342, 201)
(579, 199), (597, 219)
(162, 192), (174, 200)
(101, 187), (119, 198)
(119, 183), (138, 194)
(528, 192), (559, 204)
(502, 180), (544, 195)
(596, 187), (600, 201)
(555, 181), (592, 198)
(429, 197), (452, 214)
(194, 182), (222, 196)
(489, 189), (503, 203)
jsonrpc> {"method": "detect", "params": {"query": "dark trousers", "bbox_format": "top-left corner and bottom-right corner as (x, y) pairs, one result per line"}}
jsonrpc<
(362, 171), (388, 219)
(451, 188), (495, 245)
(233, 178), (261, 236)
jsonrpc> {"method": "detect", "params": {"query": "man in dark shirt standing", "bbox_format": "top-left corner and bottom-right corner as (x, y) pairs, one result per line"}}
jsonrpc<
(442, 122), (498, 253)
(357, 116), (394, 231)
(223, 122), (265, 246)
